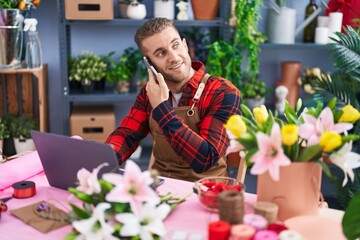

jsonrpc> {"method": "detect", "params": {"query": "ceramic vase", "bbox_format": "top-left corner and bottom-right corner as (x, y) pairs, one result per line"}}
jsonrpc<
(257, 162), (322, 221)
(245, 97), (265, 110)
(154, 0), (175, 19)
(191, 0), (220, 20)
(127, 3), (146, 20)
(13, 138), (35, 154)
(81, 79), (95, 94)
(276, 61), (302, 109)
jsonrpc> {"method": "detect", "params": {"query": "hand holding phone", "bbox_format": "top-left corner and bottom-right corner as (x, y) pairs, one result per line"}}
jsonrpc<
(143, 56), (158, 76)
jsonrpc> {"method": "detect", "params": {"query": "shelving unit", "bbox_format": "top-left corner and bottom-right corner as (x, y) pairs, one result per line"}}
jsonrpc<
(57, 0), (232, 135)
(0, 65), (48, 132)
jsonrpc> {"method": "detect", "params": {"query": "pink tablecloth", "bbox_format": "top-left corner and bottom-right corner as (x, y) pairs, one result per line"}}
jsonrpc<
(0, 152), (256, 240)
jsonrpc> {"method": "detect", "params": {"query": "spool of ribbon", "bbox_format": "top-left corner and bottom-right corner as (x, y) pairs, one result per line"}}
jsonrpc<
(253, 230), (278, 240)
(218, 190), (244, 224)
(231, 224), (256, 240)
(12, 181), (36, 198)
(243, 213), (268, 231)
(253, 201), (279, 223)
(208, 221), (231, 240)
(279, 230), (303, 240)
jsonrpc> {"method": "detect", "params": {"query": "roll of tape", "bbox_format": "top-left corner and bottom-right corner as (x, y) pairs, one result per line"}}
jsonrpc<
(12, 181), (36, 198)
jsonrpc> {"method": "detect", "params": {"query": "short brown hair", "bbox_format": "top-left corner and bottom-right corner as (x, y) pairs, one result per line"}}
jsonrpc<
(134, 18), (179, 52)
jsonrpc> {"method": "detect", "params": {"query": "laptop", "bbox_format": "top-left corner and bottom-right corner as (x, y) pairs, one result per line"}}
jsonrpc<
(31, 130), (120, 190)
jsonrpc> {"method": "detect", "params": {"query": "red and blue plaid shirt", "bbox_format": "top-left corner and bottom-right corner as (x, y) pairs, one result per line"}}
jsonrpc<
(106, 61), (242, 173)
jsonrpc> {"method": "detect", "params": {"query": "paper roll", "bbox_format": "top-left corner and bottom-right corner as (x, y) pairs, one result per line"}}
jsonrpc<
(328, 12), (343, 43)
(315, 27), (329, 44)
(317, 16), (329, 27)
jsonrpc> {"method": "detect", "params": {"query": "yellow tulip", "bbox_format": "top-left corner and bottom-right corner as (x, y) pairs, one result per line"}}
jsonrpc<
(253, 105), (269, 124)
(281, 124), (298, 146)
(338, 105), (360, 123)
(319, 131), (342, 152)
(224, 115), (247, 138)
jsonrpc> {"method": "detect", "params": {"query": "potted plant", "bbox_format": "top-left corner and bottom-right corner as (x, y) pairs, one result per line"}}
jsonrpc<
(9, 115), (38, 154)
(241, 71), (271, 109)
(309, 26), (360, 210)
(206, 0), (268, 108)
(104, 47), (144, 93)
(68, 51), (107, 94)
(0, 117), (10, 159)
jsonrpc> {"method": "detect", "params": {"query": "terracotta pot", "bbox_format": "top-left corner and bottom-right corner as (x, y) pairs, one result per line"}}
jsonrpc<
(276, 61), (301, 108)
(257, 162), (322, 221)
(191, 0), (220, 20)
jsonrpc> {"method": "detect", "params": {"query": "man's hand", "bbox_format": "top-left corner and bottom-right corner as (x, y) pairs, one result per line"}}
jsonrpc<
(146, 69), (169, 108)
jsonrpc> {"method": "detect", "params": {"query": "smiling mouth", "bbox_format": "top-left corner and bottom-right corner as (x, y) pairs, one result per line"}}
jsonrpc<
(169, 62), (182, 70)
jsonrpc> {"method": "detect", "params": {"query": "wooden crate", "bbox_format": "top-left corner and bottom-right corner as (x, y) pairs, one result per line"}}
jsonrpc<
(0, 65), (48, 132)
(64, 0), (114, 20)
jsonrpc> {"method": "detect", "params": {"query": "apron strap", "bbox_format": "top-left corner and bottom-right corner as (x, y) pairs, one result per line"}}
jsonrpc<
(187, 73), (211, 116)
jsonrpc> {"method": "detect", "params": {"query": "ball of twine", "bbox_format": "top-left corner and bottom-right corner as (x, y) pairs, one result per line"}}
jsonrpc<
(253, 201), (279, 223)
(217, 190), (244, 225)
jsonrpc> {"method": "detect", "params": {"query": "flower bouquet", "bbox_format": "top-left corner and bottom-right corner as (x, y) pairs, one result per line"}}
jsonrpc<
(224, 98), (360, 219)
(65, 160), (188, 240)
(0, 0), (40, 10)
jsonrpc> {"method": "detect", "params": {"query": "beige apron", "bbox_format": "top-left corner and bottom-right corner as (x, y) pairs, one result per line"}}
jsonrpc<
(149, 74), (227, 182)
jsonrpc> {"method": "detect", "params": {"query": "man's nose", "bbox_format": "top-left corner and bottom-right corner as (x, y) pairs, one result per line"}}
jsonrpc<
(167, 49), (179, 62)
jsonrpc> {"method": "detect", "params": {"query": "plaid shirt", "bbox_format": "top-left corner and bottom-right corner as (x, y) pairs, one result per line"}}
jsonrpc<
(106, 62), (241, 173)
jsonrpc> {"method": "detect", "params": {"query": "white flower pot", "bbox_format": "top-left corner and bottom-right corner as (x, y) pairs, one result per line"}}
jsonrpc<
(245, 97), (265, 110)
(154, 0), (175, 19)
(127, 3), (147, 20)
(13, 138), (35, 154)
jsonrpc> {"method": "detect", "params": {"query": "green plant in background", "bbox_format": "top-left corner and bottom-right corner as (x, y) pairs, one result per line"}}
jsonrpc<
(0, 0), (40, 10)
(311, 26), (360, 209)
(181, 27), (216, 64)
(206, 0), (268, 100)
(241, 71), (271, 99)
(104, 47), (143, 84)
(0, 118), (10, 140)
(68, 51), (107, 85)
(8, 115), (39, 140)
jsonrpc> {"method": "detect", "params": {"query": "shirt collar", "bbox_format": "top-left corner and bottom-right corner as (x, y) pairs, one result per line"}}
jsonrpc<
(187, 61), (206, 89)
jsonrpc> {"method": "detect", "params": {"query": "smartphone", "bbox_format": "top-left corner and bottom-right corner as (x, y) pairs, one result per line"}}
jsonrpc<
(143, 56), (158, 76)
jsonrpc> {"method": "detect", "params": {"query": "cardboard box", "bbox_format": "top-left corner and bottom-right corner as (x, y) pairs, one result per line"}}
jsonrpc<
(65, 0), (114, 20)
(70, 106), (115, 143)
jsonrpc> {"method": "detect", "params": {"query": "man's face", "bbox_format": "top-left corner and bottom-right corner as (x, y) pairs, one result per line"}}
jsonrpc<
(141, 27), (193, 85)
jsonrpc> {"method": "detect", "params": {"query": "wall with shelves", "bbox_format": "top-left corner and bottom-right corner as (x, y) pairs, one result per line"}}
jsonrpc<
(34, 0), (334, 135)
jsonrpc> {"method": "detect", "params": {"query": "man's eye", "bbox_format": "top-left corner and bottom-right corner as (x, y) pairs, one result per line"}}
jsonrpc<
(156, 51), (165, 57)
(173, 42), (180, 49)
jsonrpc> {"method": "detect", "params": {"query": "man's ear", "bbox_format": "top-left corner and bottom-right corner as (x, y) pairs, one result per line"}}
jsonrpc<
(182, 38), (188, 52)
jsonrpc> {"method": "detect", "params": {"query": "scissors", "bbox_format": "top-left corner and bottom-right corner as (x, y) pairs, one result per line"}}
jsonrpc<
(0, 197), (12, 212)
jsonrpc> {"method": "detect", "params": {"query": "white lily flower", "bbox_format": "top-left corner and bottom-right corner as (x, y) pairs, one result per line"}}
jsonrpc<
(72, 202), (116, 240)
(76, 163), (108, 195)
(115, 202), (171, 240)
(329, 141), (360, 186)
(103, 160), (159, 215)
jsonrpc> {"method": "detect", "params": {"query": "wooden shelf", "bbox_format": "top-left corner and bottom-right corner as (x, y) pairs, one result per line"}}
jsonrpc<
(0, 65), (48, 132)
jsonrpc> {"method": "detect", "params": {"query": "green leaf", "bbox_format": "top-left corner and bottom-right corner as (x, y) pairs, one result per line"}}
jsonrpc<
(99, 179), (114, 192)
(68, 187), (93, 203)
(297, 145), (323, 162)
(64, 233), (79, 240)
(342, 193), (360, 240)
(317, 160), (332, 178)
(69, 203), (91, 219)
(327, 97), (337, 110)
(241, 104), (253, 118)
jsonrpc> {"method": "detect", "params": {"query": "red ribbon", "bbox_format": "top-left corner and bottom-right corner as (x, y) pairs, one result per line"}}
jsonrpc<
(12, 181), (36, 198)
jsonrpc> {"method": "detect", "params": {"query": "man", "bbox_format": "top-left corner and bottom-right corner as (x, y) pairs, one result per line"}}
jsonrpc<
(106, 18), (241, 181)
